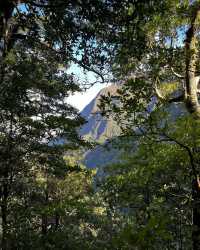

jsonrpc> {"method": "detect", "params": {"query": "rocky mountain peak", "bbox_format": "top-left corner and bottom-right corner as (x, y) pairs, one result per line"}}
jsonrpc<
(80, 84), (121, 142)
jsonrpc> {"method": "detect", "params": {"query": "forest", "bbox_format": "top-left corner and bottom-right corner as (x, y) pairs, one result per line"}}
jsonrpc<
(1, 0), (200, 249)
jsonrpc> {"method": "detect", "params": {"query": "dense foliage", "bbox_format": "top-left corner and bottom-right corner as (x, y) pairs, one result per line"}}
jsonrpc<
(1, 1), (200, 250)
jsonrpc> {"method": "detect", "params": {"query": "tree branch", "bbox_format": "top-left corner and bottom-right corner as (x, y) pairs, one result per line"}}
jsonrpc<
(26, 1), (66, 8)
(168, 94), (184, 103)
(161, 131), (197, 177)
(154, 83), (164, 100)
(154, 83), (184, 103)
(171, 67), (184, 79)
(36, 40), (105, 83)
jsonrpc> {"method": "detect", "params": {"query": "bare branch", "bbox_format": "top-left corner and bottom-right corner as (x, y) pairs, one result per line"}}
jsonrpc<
(72, 57), (105, 83)
(154, 82), (184, 103)
(171, 67), (184, 79)
(154, 79), (165, 100)
(26, 1), (66, 8)
(168, 94), (184, 103)
(36, 40), (105, 83)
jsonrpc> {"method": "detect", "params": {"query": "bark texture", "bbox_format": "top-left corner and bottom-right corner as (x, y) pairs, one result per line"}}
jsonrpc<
(185, 7), (200, 117)
(1, 182), (9, 250)
(185, 6), (200, 250)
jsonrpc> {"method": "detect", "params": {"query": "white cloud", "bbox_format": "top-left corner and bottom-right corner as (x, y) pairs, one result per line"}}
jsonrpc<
(67, 82), (108, 111)
(67, 63), (109, 111)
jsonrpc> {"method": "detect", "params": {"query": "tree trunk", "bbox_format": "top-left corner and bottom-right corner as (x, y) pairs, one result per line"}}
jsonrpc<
(1, 182), (9, 250)
(55, 212), (59, 230)
(184, 6), (200, 249)
(41, 215), (48, 236)
(185, 6), (200, 117)
(192, 177), (200, 250)
(0, 1), (15, 53)
(41, 187), (49, 236)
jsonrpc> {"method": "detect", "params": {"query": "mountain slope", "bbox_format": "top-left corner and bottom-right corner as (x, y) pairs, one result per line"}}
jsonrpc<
(79, 84), (123, 169)
(80, 84), (121, 143)
(79, 84), (188, 170)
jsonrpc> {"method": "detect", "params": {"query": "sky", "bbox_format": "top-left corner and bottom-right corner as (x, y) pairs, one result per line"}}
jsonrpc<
(67, 64), (109, 112)
(67, 82), (108, 112)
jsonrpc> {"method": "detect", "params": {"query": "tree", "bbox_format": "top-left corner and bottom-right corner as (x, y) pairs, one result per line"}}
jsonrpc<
(99, 112), (200, 249)
(0, 0), (112, 83)
(0, 42), (88, 249)
(92, 1), (200, 249)
(0, 0), (112, 248)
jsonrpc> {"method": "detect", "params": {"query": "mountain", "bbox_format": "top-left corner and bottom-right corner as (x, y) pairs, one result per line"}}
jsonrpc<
(80, 84), (121, 142)
(79, 84), (123, 169)
(79, 84), (188, 170)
